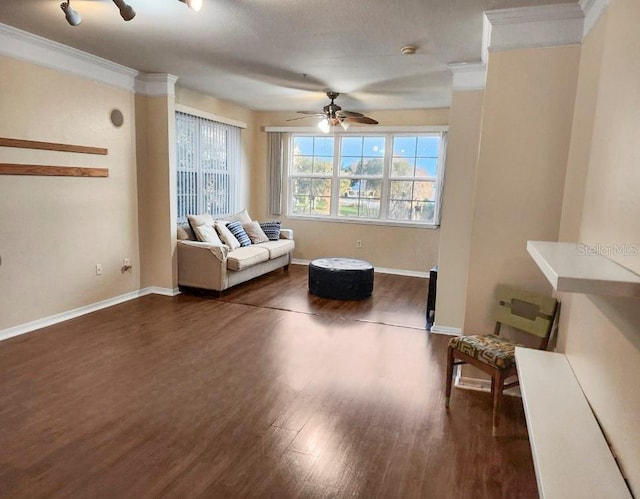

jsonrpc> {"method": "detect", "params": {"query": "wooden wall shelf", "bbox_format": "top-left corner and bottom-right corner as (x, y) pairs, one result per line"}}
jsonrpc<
(0, 163), (108, 178)
(527, 241), (640, 297)
(0, 137), (108, 155)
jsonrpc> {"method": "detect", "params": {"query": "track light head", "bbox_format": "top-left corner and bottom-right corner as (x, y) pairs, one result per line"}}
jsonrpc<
(179, 0), (203, 12)
(60, 1), (81, 26)
(112, 0), (136, 21)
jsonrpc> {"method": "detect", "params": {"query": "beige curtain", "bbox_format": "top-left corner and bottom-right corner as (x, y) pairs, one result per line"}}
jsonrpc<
(267, 132), (283, 215)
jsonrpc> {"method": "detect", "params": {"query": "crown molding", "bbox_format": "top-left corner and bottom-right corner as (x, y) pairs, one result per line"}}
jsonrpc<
(482, 3), (585, 60)
(0, 23), (138, 92)
(135, 73), (179, 96)
(580, 0), (610, 37)
(448, 62), (486, 91)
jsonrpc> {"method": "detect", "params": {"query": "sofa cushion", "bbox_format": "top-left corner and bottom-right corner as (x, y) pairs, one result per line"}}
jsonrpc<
(215, 221), (241, 250)
(193, 224), (223, 245)
(226, 246), (269, 271)
(243, 221), (269, 244)
(227, 220), (252, 247)
(259, 221), (281, 240)
(177, 223), (196, 241)
(259, 239), (295, 259)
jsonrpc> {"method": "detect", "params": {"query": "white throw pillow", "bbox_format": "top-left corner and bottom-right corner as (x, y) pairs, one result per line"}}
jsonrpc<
(220, 210), (251, 225)
(193, 224), (223, 245)
(215, 221), (241, 250)
(187, 213), (215, 230)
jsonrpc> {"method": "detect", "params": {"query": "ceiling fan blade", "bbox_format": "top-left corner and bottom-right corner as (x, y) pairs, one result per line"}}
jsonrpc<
(337, 110), (364, 118)
(345, 116), (379, 125)
(297, 111), (323, 115)
(286, 116), (316, 122)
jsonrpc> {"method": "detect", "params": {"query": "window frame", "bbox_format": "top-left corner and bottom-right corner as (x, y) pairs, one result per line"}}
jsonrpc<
(286, 129), (447, 228)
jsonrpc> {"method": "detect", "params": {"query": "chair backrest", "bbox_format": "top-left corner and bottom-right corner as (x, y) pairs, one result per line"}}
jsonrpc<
(493, 285), (559, 350)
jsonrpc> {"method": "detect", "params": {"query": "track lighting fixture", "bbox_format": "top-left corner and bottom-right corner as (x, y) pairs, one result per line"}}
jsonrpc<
(60, 1), (81, 26)
(61, 0), (200, 26)
(178, 0), (204, 11)
(112, 0), (136, 21)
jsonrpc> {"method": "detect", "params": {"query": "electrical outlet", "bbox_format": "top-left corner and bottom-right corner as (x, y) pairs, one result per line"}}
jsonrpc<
(123, 258), (130, 267)
(356, 240), (363, 248)
(96, 264), (103, 276)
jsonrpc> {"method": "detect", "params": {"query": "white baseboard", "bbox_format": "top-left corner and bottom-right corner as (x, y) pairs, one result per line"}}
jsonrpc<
(430, 324), (462, 336)
(455, 373), (521, 397)
(0, 287), (179, 343)
(291, 259), (429, 278)
(141, 286), (181, 297)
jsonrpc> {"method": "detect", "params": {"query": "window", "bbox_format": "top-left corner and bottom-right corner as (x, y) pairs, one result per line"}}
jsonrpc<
(175, 111), (241, 223)
(288, 131), (447, 226)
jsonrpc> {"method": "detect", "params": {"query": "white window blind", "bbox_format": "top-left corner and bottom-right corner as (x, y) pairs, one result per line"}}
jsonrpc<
(176, 111), (241, 223)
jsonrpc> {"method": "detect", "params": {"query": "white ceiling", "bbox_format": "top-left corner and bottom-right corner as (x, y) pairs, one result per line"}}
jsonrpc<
(0, 0), (574, 112)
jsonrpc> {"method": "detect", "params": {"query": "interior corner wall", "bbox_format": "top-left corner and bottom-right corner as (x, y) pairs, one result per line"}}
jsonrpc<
(0, 55), (140, 330)
(463, 45), (580, 335)
(557, 0), (640, 492)
(434, 89), (484, 331)
(135, 93), (176, 290)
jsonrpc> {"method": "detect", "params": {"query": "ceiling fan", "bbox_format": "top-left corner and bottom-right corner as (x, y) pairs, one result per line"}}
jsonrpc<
(288, 92), (378, 132)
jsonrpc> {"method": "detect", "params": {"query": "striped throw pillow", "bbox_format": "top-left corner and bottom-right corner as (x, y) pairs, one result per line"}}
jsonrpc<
(259, 221), (281, 241)
(227, 220), (252, 247)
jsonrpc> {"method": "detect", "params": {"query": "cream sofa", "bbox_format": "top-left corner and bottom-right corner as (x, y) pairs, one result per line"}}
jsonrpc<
(177, 219), (294, 294)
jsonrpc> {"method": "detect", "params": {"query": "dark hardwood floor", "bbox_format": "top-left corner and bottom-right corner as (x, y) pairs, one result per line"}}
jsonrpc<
(0, 265), (537, 498)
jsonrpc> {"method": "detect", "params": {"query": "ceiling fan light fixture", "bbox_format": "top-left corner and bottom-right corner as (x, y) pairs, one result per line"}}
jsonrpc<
(60, 1), (81, 26)
(112, 0), (136, 21)
(179, 0), (203, 12)
(318, 118), (331, 134)
(340, 120), (350, 131)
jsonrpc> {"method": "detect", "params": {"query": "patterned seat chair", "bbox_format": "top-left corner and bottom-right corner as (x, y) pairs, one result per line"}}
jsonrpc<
(445, 285), (559, 435)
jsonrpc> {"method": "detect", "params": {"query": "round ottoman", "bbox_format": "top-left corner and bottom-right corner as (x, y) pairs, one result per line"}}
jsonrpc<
(308, 257), (374, 300)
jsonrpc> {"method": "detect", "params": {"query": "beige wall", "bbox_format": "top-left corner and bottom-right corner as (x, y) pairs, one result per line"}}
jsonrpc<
(558, 0), (640, 492)
(0, 56), (140, 329)
(463, 46), (580, 334)
(434, 90), (484, 331)
(135, 94), (176, 290)
(251, 109), (448, 272)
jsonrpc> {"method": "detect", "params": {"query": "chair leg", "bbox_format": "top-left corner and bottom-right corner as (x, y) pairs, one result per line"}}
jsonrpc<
(445, 347), (455, 408)
(492, 370), (506, 436)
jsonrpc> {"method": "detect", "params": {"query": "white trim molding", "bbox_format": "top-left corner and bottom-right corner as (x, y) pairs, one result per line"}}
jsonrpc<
(448, 62), (487, 91)
(176, 104), (247, 129)
(140, 286), (181, 297)
(0, 23), (138, 92)
(135, 73), (179, 97)
(580, 0), (611, 37)
(0, 287), (179, 343)
(430, 324), (462, 336)
(265, 125), (448, 134)
(455, 375), (521, 397)
(482, 3), (585, 60)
